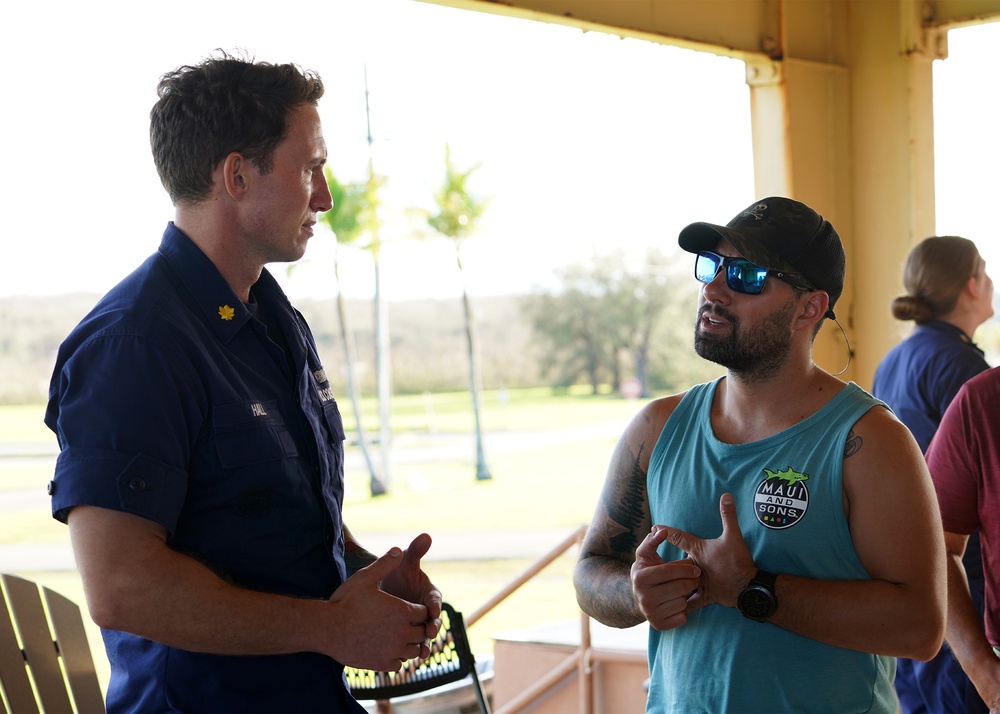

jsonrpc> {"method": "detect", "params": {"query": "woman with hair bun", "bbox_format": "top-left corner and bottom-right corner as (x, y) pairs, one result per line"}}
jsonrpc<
(874, 235), (994, 714)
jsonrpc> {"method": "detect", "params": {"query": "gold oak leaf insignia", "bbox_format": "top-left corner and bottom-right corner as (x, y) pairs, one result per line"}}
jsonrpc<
(218, 305), (235, 321)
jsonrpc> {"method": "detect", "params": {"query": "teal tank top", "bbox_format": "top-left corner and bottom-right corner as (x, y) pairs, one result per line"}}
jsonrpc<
(645, 379), (896, 713)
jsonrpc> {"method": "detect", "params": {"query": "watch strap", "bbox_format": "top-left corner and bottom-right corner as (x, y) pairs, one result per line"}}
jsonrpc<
(752, 570), (777, 590)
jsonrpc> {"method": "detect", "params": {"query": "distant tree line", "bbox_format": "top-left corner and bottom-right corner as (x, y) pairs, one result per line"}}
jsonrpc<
(1, 294), (104, 405)
(522, 248), (724, 397)
(294, 247), (726, 402)
(2, 251), (726, 406)
(15, 263), (1000, 407)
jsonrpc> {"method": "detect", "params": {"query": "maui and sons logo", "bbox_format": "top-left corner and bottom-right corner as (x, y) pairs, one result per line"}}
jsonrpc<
(752, 467), (809, 529)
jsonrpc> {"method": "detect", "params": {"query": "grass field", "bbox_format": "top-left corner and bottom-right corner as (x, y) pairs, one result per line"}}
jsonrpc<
(0, 387), (648, 693)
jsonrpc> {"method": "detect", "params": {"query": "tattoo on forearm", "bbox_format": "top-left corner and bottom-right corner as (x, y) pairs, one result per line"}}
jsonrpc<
(844, 428), (862, 459)
(577, 557), (642, 628)
(344, 542), (377, 574)
(601, 440), (647, 554)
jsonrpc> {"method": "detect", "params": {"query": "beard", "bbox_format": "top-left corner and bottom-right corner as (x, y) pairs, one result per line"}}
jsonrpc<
(693, 296), (797, 382)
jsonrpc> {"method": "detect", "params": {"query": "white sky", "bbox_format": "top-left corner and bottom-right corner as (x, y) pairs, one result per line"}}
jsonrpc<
(933, 22), (1000, 274)
(0, 1), (996, 301)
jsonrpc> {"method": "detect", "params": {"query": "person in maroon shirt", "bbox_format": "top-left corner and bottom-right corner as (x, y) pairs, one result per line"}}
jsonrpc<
(926, 366), (1000, 713)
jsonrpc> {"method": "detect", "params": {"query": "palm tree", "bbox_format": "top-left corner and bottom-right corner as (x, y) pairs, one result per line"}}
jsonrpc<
(427, 145), (492, 481)
(362, 161), (394, 493)
(320, 166), (386, 496)
(362, 67), (394, 493)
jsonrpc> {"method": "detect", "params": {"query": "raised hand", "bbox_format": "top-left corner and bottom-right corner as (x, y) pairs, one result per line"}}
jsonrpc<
(658, 493), (757, 611)
(379, 532), (442, 658)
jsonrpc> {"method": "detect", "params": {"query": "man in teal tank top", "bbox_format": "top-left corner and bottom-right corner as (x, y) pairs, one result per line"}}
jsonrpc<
(574, 197), (946, 713)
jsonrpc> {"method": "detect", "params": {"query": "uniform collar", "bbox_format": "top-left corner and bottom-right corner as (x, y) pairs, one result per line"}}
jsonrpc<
(918, 319), (984, 354)
(156, 223), (289, 344)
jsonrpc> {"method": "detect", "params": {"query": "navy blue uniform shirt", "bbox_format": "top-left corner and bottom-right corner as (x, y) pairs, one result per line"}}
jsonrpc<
(873, 320), (989, 452)
(45, 224), (365, 713)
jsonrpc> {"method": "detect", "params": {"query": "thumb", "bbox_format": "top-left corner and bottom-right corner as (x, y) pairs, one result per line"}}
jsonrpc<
(718, 493), (744, 542)
(356, 547), (403, 586)
(404, 533), (432, 564)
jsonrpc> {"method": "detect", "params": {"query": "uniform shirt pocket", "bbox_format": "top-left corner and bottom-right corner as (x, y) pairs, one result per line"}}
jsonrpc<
(213, 399), (298, 468)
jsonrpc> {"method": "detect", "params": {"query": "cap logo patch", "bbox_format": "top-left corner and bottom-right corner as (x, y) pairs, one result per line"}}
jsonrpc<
(741, 202), (768, 221)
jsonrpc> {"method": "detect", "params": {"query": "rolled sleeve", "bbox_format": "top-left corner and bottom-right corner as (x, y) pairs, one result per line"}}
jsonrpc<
(51, 448), (189, 535)
(47, 326), (202, 534)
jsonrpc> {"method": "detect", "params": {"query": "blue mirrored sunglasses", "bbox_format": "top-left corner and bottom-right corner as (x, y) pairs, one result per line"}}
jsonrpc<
(694, 251), (815, 295)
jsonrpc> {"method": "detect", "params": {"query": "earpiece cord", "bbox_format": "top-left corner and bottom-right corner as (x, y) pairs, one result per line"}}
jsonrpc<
(829, 313), (853, 377)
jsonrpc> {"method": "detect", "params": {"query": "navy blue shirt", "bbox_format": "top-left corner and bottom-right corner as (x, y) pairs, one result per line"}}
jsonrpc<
(45, 224), (364, 713)
(873, 320), (989, 452)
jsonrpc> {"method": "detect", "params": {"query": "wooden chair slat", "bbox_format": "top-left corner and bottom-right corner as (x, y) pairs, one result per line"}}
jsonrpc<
(3, 574), (73, 714)
(43, 587), (105, 713)
(0, 577), (38, 714)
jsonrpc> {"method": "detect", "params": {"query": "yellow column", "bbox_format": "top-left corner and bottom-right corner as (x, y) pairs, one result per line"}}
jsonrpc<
(744, 0), (943, 387)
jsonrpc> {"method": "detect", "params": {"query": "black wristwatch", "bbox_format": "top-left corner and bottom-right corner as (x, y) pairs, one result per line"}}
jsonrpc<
(737, 570), (778, 622)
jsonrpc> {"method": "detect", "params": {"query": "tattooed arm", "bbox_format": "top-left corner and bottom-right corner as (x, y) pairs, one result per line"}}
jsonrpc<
(574, 396), (686, 628)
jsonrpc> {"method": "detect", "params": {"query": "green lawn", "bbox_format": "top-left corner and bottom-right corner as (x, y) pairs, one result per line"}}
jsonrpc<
(1, 387), (648, 693)
(4, 385), (639, 441)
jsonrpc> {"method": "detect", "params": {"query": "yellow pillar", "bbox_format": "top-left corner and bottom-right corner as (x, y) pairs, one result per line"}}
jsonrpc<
(846, 0), (943, 388)
(744, 0), (943, 387)
(744, 0), (855, 379)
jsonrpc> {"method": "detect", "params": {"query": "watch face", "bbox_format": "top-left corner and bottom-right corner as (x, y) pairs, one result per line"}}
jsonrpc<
(738, 587), (775, 621)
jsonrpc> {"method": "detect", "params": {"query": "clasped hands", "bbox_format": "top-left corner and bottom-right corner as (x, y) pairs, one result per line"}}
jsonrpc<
(630, 493), (758, 630)
(328, 533), (442, 672)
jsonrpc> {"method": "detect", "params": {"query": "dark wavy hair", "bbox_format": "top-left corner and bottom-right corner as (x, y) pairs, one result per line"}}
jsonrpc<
(891, 235), (982, 324)
(150, 51), (325, 206)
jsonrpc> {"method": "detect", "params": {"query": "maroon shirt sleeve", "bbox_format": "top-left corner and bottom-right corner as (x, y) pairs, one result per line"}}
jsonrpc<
(926, 371), (998, 536)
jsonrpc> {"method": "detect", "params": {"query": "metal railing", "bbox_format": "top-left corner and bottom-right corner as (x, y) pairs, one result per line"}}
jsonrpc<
(464, 525), (646, 714)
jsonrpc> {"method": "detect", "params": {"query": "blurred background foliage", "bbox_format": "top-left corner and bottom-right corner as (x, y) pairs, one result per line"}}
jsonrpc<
(1, 247), (727, 407)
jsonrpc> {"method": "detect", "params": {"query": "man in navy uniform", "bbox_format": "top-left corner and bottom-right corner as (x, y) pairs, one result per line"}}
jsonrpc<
(45, 53), (440, 712)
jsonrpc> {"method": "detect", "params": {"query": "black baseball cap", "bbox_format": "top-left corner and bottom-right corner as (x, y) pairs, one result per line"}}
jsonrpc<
(678, 196), (846, 311)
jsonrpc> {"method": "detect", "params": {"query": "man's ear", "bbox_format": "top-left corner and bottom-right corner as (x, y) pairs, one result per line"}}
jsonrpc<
(797, 291), (830, 331)
(221, 153), (248, 200)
